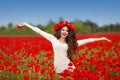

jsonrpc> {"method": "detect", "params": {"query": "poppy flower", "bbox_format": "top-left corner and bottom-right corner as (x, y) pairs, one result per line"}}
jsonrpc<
(16, 24), (23, 29)
(54, 21), (76, 32)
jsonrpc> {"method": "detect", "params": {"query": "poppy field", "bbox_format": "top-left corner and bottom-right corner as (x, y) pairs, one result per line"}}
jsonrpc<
(0, 33), (120, 80)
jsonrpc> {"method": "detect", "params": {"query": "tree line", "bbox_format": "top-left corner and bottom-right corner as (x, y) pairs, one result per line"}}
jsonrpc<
(0, 19), (120, 35)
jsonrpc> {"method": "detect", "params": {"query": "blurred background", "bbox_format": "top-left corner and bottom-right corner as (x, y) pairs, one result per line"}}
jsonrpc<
(0, 0), (120, 35)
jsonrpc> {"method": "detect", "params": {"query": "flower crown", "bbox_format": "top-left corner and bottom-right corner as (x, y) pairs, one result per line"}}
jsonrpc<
(54, 21), (76, 32)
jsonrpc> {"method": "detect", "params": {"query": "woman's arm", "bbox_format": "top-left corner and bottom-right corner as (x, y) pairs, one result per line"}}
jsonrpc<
(17, 22), (56, 42)
(77, 37), (111, 46)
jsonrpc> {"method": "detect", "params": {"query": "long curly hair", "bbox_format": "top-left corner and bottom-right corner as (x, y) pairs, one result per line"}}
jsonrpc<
(54, 27), (78, 61)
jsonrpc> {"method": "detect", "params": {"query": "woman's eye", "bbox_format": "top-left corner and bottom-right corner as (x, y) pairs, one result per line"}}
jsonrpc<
(61, 29), (64, 31)
(61, 28), (68, 32)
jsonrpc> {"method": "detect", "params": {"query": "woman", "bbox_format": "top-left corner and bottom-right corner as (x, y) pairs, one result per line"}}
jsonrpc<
(17, 21), (111, 74)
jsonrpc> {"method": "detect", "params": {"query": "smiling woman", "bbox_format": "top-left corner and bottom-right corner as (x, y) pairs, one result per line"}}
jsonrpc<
(16, 21), (111, 74)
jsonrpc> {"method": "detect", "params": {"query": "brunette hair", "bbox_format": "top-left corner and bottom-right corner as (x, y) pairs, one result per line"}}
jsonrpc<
(54, 26), (78, 61)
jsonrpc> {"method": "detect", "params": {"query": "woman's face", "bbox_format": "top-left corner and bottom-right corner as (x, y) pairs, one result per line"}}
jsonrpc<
(60, 26), (69, 38)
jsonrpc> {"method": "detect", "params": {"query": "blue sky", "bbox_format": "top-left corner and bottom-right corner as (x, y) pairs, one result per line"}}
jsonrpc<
(0, 0), (120, 26)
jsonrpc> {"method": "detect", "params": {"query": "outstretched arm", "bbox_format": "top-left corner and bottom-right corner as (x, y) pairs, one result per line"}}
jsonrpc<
(77, 37), (111, 46)
(17, 22), (56, 42)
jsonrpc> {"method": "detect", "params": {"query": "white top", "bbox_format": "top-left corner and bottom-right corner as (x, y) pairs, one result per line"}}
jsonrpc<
(30, 27), (94, 73)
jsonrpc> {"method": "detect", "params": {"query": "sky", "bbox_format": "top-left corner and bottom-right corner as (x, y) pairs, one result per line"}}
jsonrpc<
(0, 0), (120, 26)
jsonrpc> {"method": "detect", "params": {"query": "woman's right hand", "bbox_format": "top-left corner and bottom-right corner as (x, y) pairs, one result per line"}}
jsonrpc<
(16, 22), (27, 29)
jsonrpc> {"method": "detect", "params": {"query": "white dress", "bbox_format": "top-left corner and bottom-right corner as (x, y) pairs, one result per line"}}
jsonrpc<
(29, 26), (94, 73)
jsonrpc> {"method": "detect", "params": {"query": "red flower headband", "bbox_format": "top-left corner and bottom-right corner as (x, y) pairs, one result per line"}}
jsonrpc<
(54, 21), (76, 32)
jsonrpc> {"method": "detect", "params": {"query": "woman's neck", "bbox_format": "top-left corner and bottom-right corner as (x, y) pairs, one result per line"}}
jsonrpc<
(59, 37), (66, 44)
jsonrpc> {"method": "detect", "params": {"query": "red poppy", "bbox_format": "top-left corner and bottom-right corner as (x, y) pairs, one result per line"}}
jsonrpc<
(54, 21), (76, 32)
(40, 69), (46, 74)
(68, 62), (73, 66)
(24, 76), (29, 80)
(16, 24), (23, 29)
(4, 60), (11, 67)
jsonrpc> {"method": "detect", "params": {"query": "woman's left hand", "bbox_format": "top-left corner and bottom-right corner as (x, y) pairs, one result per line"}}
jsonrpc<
(101, 37), (111, 42)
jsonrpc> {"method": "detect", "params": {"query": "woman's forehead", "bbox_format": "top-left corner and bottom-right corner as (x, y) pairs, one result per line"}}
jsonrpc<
(62, 26), (68, 29)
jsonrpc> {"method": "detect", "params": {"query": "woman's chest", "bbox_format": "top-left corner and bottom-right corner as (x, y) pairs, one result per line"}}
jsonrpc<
(53, 41), (68, 52)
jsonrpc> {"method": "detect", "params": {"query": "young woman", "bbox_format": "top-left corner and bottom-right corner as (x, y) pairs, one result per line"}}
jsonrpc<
(17, 21), (111, 74)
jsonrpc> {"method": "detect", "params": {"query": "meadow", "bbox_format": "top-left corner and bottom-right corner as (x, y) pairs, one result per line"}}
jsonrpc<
(0, 33), (120, 80)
